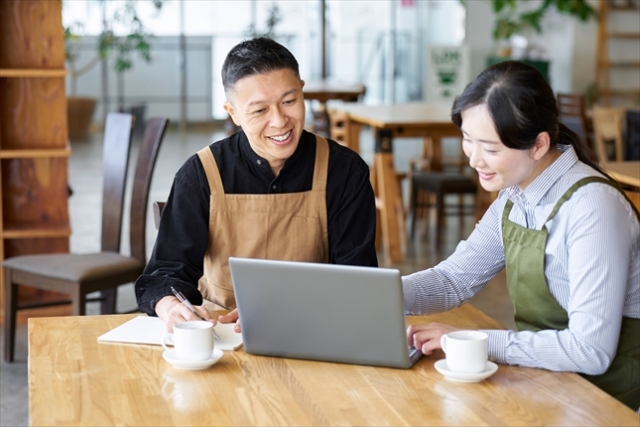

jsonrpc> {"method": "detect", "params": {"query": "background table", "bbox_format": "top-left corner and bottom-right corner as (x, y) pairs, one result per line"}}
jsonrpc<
(303, 81), (366, 136)
(29, 305), (638, 426)
(328, 102), (461, 263)
(604, 161), (640, 188)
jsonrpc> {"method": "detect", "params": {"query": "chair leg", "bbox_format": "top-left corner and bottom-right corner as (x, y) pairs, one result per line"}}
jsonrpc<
(410, 184), (418, 241)
(4, 270), (18, 362)
(71, 289), (87, 316)
(435, 192), (445, 248)
(100, 288), (117, 315)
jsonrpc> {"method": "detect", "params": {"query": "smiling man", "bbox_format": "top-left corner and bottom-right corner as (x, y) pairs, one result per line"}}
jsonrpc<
(135, 38), (377, 330)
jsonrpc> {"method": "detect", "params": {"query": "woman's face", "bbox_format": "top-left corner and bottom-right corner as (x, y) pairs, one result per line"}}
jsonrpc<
(461, 104), (541, 192)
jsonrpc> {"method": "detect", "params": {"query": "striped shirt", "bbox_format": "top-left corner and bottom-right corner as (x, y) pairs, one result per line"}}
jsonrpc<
(402, 145), (640, 375)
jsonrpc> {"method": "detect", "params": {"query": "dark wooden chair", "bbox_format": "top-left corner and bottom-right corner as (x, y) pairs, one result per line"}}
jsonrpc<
(153, 201), (166, 230)
(557, 93), (592, 150)
(408, 138), (477, 248)
(592, 105), (626, 163)
(2, 115), (169, 362)
(624, 110), (639, 161)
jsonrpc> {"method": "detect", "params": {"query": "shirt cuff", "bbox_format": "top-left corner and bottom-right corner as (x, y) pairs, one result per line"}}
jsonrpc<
(401, 276), (416, 314)
(481, 329), (509, 363)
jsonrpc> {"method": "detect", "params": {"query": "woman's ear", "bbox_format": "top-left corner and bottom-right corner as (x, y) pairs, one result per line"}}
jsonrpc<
(532, 131), (551, 160)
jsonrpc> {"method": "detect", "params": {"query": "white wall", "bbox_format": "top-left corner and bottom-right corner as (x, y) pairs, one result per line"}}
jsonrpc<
(463, 0), (600, 94)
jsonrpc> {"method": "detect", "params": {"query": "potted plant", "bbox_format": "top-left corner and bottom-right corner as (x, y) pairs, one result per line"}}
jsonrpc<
(487, 0), (597, 57)
(65, 0), (163, 139)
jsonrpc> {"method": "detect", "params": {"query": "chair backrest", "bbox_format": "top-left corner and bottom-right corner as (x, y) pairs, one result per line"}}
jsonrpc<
(557, 93), (591, 149)
(129, 117), (169, 263)
(328, 110), (350, 147)
(101, 113), (134, 253)
(625, 110), (640, 161)
(152, 201), (166, 230)
(591, 105), (626, 163)
(625, 190), (640, 212)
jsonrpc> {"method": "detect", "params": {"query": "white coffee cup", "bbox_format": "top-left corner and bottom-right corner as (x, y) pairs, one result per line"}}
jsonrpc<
(162, 321), (214, 361)
(440, 330), (488, 374)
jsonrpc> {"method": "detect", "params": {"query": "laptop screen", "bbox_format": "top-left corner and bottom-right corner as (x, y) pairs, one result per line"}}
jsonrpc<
(229, 257), (421, 369)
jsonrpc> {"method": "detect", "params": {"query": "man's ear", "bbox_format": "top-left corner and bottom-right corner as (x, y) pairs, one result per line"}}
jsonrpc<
(532, 131), (551, 160)
(223, 102), (240, 126)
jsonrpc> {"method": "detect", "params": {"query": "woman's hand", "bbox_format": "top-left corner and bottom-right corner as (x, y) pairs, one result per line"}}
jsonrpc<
(218, 308), (241, 333)
(155, 295), (215, 332)
(406, 323), (463, 355)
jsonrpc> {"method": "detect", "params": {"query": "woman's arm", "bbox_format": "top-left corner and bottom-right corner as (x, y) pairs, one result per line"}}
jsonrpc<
(403, 195), (507, 314)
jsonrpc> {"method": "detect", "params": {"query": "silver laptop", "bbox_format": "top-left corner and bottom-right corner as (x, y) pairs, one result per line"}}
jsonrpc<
(228, 257), (422, 369)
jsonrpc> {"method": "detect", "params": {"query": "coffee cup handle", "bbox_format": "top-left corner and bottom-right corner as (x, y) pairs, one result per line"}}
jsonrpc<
(440, 335), (447, 353)
(161, 332), (174, 351)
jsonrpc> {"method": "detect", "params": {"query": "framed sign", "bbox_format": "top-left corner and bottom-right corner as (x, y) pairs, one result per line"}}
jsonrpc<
(426, 45), (469, 103)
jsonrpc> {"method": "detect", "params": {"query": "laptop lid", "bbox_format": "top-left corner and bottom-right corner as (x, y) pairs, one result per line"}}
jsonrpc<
(229, 257), (421, 369)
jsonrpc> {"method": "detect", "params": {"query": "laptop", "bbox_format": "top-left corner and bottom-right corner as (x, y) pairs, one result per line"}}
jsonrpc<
(228, 257), (422, 369)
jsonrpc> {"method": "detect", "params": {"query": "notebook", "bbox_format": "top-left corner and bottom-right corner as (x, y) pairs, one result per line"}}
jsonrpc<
(228, 257), (422, 369)
(97, 315), (243, 351)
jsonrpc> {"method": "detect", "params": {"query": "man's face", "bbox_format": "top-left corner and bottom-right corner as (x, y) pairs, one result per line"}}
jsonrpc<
(224, 68), (306, 176)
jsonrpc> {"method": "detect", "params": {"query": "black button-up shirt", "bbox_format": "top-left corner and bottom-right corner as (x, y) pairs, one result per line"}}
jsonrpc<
(135, 130), (378, 315)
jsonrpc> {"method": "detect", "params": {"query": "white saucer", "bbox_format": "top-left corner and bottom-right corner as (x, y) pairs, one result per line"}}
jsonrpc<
(162, 348), (223, 371)
(434, 359), (498, 383)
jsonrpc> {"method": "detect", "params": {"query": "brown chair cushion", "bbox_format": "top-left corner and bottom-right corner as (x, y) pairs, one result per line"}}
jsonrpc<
(2, 252), (144, 282)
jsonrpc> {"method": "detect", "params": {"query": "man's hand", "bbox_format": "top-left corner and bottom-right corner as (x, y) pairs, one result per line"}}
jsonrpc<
(218, 308), (241, 333)
(155, 295), (215, 332)
(406, 323), (463, 355)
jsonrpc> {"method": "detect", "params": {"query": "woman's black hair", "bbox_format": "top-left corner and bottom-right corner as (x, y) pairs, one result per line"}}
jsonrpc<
(451, 60), (608, 177)
(221, 37), (300, 94)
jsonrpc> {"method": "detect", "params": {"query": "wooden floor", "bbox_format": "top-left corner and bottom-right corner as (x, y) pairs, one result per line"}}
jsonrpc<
(0, 124), (515, 426)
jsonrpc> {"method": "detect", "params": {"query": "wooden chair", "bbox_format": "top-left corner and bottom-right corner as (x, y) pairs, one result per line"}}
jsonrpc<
(153, 201), (166, 230)
(625, 110), (639, 161)
(2, 115), (169, 362)
(591, 105), (626, 164)
(557, 93), (592, 150)
(625, 190), (640, 212)
(408, 137), (477, 248)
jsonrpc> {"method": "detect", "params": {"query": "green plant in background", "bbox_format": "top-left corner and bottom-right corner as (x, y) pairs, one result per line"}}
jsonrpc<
(489, 0), (597, 41)
(64, 0), (163, 97)
(245, 3), (291, 41)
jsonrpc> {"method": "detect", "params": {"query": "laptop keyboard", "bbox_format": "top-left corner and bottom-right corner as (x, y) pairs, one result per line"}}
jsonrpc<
(409, 346), (423, 366)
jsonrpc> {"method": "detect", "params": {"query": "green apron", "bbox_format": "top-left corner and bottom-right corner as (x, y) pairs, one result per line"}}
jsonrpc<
(502, 176), (640, 410)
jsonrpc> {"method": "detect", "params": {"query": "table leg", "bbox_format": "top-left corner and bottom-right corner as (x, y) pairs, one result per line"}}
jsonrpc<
(375, 129), (403, 264)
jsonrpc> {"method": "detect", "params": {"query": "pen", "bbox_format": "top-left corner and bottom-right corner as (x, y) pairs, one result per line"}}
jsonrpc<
(170, 286), (219, 340)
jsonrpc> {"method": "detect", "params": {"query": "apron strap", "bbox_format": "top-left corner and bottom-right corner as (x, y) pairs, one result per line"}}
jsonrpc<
(311, 135), (329, 192)
(196, 147), (225, 195)
(545, 176), (640, 223)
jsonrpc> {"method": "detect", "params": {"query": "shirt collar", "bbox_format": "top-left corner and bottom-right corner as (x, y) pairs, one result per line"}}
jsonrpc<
(505, 145), (578, 207)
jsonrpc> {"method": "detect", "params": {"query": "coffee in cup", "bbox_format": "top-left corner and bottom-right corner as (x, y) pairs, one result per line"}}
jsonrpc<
(440, 330), (488, 373)
(162, 320), (215, 361)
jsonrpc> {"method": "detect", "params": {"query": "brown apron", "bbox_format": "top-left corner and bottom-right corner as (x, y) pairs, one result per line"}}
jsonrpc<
(195, 135), (330, 310)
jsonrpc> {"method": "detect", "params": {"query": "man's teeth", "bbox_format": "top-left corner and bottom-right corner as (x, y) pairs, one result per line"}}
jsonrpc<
(270, 131), (291, 142)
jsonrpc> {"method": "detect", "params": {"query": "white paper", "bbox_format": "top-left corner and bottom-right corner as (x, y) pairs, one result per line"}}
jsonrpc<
(97, 315), (243, 351)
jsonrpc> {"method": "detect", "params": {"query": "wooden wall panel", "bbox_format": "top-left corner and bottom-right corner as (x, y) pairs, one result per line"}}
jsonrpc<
(1, 158), (69, 231)
(0, 78), (68, 149)
(0, 0), (65, 68)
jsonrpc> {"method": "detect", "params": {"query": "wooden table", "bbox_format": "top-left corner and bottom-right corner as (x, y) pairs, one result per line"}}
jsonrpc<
(328, 102), (461, 263)
(303, 80), (366, 104)
(29, 305), (637, 426)
(604, 161), (640, 188)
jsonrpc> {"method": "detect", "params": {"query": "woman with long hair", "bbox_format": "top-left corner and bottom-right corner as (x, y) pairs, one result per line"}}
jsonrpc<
(404, 60), (640, 410)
